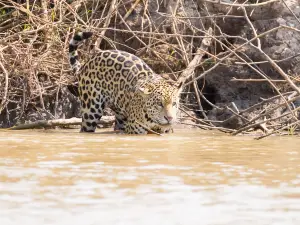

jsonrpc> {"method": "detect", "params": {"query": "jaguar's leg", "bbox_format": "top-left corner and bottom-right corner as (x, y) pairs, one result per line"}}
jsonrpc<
(151, 125), (172, 134)
(164, 128), (174, 133)
(124, 121), (147, 134)
(80, 96), (107, 133)
(114, 114), (127, 132)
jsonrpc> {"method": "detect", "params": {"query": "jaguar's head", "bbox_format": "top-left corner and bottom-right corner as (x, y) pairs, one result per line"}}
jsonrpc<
(139, 80), (183, 127)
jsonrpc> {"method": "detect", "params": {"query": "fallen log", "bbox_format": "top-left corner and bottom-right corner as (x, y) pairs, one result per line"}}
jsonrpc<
(8, 116), (115, 130)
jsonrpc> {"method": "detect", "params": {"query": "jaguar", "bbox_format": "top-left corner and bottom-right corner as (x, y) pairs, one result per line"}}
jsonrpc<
(69, 31), (182, 134)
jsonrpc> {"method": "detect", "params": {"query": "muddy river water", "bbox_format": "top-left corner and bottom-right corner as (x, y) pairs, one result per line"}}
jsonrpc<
(0, 129), (299, 225)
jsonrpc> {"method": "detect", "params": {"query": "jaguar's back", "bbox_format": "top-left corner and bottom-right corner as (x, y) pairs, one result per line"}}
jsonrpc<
(79, 49), (156, 97)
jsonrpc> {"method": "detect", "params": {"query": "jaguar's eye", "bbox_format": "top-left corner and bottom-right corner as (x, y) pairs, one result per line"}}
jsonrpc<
(172, 102), (177, 107)
(158, 102), (164, 107)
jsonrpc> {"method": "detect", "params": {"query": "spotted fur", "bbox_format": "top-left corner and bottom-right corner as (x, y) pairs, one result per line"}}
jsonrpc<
(69, 32), (182, 134)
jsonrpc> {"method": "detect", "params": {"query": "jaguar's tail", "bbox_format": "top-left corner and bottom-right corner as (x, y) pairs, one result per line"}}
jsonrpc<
(69, 31), (93, 73)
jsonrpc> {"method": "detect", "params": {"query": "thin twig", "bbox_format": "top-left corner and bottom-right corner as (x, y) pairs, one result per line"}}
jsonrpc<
(177, 27), (213, 85)
(204, 0), (280, 7)
(255, 120), (300, 140)
(94, 0), (118, 51)
(135, 120), (162, 136)
(230, 78), (287, 82)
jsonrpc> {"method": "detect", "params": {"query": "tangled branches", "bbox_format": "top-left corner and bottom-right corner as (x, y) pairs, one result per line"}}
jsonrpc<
(1, 0), (300, 138)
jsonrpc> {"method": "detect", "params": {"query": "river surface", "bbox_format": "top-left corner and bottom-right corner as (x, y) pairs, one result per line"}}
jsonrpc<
(0, 129), (299, 225)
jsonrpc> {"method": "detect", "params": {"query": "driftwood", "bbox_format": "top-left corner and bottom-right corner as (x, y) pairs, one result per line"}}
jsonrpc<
(8, 116), (115, 130)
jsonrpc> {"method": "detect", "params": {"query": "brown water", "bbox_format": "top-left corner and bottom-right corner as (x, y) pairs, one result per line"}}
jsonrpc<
(0, 129), (299, 225)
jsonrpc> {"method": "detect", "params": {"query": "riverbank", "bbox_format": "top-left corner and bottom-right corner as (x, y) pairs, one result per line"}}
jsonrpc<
(1, 0), (300, 138)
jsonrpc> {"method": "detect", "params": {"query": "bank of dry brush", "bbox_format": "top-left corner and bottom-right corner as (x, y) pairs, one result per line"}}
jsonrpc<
(1, 0), (300, 138)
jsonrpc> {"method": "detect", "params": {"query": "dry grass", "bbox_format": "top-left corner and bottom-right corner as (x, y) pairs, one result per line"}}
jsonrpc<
(1, 0), (300, 138)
